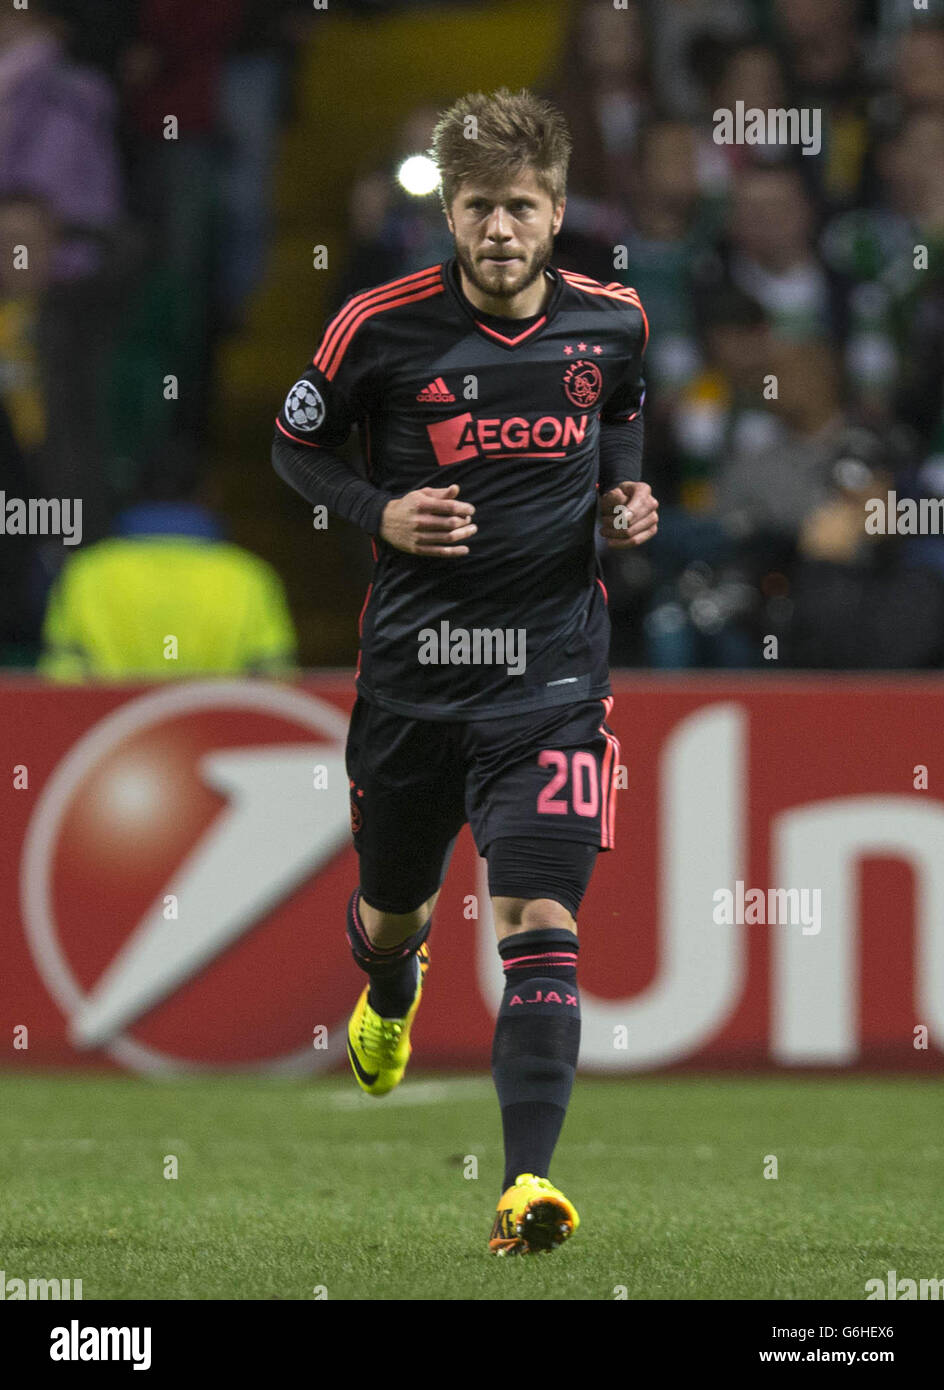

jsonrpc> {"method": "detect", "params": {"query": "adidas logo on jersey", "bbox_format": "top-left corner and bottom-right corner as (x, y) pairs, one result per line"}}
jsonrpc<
(417, 377), (456, 402)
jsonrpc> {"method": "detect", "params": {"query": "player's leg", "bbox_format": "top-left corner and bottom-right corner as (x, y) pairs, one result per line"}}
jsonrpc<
(357, 895), (440, 945)
(344, 698), (465, 1093)
(485, 841), (594, 1251)
(347, 889), (441, 1021)
(488, 873), (585, 1192)
(466, 699), (619, 1250)
(345, 888), (444, 1097)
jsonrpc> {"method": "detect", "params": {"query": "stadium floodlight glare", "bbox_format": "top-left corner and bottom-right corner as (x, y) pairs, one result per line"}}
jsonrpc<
(396, 155), (440, 197)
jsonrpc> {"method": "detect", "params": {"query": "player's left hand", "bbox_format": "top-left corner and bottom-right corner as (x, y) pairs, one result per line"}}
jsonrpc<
(599, 480), (659, 548)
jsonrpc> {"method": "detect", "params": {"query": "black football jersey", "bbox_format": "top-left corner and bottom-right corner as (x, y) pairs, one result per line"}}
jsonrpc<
(276, 257), (648, 720)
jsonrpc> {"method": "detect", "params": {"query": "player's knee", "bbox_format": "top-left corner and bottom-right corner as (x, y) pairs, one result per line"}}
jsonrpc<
(359, 890), (439, 945)
(486, 837), (594, 937)
(493, 896), (577, 939)
(520, 897), (576, 932)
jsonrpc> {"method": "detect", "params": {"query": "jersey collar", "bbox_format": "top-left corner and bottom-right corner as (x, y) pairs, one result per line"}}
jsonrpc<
(442, 256), (563, 349)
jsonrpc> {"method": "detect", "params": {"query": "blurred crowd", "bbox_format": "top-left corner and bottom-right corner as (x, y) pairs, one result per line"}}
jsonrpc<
(3, 0), (944, 675)
(0, 0), (306, 674)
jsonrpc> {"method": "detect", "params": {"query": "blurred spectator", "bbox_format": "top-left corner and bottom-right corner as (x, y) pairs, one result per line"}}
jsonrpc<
(786, 448), (944, 668)
(773, 0), (863, 99)
(771, 0), (874, 210)
(41, 0), (141, 79)
(0, 197), (53, 462)
(707, 164), (845, 341)
(216, 0), (306, 331)
(716, 340), (848, 541)
(39, 436), (297, 681)
(822, 110), (944, 430)
(615, 119), (721, 401)
(0, 0), (124, 544)
(0, 397), (45, 666)
(671, 284), (780, 510)
(337, 105), (455, 304)
(707, 40), (795, 178)
(894, 448), (944, 594)
(647, 0), (755, 120)
(541, 0), (653, 277)
(663, 341), (937, 669)
(893, 19), (944, 118)
(121, 1), (244, 437)
(606, 292), (778, 671)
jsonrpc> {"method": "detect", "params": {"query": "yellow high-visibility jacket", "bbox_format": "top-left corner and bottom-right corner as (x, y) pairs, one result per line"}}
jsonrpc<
(40, 530), (297, 681)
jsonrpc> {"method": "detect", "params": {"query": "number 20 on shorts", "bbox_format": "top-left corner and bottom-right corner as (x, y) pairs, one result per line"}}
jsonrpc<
(537, 750), (600, 817)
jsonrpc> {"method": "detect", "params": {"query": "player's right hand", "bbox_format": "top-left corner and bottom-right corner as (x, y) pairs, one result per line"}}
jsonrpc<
(380, 484), (477, 557)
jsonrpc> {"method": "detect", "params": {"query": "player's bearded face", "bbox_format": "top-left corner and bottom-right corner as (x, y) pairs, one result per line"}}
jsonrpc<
(454, 225), (554, 300)
(449, 172), (561, 301)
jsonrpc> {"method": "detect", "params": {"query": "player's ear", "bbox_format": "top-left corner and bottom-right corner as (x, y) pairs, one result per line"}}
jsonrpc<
(553, 198), (566, 235)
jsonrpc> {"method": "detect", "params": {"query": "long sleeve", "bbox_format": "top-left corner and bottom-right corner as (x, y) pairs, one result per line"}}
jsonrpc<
(598, 415), (645, 491)
(272, 427), (393, 535)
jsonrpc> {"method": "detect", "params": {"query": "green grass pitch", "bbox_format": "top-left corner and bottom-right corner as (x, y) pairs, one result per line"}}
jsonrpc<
(1, 1072), (942, 1301)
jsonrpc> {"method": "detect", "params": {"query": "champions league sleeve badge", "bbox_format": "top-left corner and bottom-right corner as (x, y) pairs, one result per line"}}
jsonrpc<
(284, 379), (326, 432)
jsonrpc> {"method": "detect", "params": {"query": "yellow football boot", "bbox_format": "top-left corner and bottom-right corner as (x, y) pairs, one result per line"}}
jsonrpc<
(488, 1173), (580, 1255)
(346, 943), (429, 1096)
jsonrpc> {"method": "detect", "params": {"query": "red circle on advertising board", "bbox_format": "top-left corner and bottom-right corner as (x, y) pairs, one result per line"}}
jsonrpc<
(21, 684), (361, 1072)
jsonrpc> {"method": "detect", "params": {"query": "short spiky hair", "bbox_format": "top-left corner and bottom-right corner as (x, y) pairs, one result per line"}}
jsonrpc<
(429, 87), (572, 214)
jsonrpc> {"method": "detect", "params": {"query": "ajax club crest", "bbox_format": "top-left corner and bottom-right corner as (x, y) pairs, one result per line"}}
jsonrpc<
(562, 360), (603, 408)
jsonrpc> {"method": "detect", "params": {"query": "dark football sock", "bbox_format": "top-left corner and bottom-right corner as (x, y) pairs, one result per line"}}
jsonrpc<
(491, 927), (580, 1193)
(345, 889), (430, 1018)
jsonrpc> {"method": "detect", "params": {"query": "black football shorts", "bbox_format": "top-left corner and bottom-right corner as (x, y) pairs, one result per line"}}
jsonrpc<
(345, 695), (621, 914)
